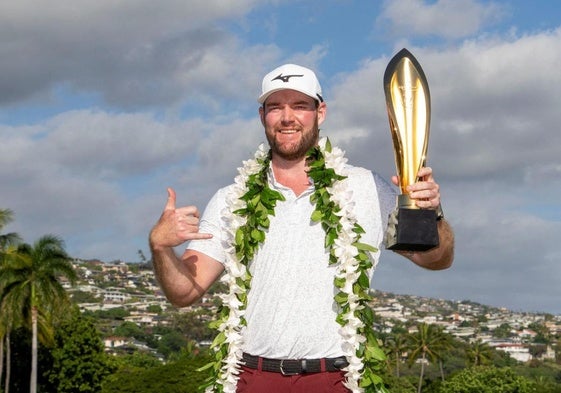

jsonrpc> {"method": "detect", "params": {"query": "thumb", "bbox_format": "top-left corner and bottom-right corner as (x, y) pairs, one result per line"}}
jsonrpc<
(164, 187), (176, 211)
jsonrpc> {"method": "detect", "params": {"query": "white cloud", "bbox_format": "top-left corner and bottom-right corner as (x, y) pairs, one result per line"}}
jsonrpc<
(378, 0), (506, 39)
(0, 0), (265, 107)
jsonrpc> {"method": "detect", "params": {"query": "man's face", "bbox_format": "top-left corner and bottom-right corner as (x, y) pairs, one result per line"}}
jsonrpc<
(259, 89), (326, 161)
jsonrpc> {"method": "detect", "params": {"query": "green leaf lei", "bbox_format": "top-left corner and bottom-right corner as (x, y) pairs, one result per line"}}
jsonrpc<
(199, 138), (388, 393)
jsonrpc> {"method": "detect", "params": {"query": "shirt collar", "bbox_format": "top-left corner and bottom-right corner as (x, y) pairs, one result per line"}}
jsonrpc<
(267, 164), (314, 197)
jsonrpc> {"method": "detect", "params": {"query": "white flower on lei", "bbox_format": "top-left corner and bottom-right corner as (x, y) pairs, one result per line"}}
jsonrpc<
(321, 137), (348, 174)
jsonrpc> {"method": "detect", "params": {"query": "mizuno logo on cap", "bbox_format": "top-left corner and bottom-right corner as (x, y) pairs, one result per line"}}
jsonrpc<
(272, 73), (304, 83)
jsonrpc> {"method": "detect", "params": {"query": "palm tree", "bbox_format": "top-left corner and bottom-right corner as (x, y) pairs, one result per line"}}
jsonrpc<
(0, 235), (77, 393)
(0, 208), (22, 393)
(0, 209), (21, 249)
(385, 332), (408, 377)
(0, 270), (23, 393)
(466, 339), (493, 366)
(406, 323), (447, 393)
(434, 331), (454, 382)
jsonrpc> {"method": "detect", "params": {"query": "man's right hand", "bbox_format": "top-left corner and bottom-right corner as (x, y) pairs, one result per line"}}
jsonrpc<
(149, 188), (212, 251)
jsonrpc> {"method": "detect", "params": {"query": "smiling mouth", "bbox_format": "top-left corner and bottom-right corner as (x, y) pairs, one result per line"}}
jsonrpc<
(278, 129), (298, 134)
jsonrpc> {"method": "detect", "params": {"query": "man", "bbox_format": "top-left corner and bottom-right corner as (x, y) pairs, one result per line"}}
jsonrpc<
(149, 64), (454, 393)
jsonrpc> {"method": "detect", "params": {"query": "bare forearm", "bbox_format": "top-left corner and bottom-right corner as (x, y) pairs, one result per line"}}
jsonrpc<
(150, 239), (225, 308)
(150, 244), (197, 307)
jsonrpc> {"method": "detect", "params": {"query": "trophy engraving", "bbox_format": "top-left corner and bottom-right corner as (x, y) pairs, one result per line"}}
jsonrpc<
(384, 48), (439, 251)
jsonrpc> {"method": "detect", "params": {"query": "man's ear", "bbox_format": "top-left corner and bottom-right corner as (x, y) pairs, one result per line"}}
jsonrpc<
(259, 106), (265, 126)
(317, 102), (327, 126)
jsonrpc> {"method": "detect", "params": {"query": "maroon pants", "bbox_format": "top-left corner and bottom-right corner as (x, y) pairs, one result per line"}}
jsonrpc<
(236, 366), (351, 393)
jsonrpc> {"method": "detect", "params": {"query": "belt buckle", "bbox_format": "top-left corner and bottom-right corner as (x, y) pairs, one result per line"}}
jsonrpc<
(279, 359), (299, 376)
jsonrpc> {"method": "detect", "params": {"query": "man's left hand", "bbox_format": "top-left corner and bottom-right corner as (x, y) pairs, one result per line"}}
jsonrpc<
(392, 167), (440, 209)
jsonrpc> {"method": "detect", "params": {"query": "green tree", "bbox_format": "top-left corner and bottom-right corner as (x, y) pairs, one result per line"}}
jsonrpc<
(47, 308), (114, 392)
(554, 338), (561, 364)
(466, 339), (494, 367)
(406, 323), (447, 393)
(383, 373), (416, 393)
(70, 290), (99, 304)
(169, 310), (214, 343)
(528, 321), (552, 345)
(101, 355), (212, 393)
(0, 235), (77, 393)
(146, 304), (162, 314)
(114, 321), (144, 340)
(435, 331), (455, 381)
(0, 208), (22, 393)
(439, 366), (537, 393)
(116, 352), (161, 369)
(494, 323), (514, 339)
(0, 209), (21, 249)
(385, 332), (408, 377)
(0, 280), (21, 393)
(157, 330), (188, 360)
(529, 344), (547, 359)
(95, 307), (129, 320)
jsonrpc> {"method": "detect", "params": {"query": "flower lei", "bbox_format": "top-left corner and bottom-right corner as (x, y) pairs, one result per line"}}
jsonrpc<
(199, 138), (388, 393)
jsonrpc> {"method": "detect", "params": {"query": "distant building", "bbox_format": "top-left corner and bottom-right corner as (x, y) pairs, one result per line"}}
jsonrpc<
(492, 342), (532, 362)
(104, 336), (128, 349)
(124, 312), (159, 327)
(103, 289), (131, 303)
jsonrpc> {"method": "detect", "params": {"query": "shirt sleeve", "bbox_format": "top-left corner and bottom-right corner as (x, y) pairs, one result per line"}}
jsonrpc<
(372, 172), (397, 231)
(185, 186), (229, 264)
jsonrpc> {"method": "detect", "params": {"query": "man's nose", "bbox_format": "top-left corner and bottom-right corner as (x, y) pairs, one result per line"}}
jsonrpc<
(280, 106), (295, 123)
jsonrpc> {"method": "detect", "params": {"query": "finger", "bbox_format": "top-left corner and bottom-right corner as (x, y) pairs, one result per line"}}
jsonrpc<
(417, 167), (434, 181)
(176, 205), (201, 219)
(179, 232), (213, 241)
(391, 175), (399, 186)
(409, 184), (439, 199)
(412, 191), (440, 209)
(414, 200), (434, 209)
(164, 187), (176, 212)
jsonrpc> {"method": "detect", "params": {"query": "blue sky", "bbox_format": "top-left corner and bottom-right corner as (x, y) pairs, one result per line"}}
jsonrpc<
(1, 0), (561, 314)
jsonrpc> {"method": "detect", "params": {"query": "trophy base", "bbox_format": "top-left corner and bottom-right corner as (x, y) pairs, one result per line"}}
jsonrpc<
(386, 208), (439, 251)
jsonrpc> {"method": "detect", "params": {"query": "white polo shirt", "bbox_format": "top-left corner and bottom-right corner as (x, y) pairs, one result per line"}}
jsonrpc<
(186, 164), (395, 359)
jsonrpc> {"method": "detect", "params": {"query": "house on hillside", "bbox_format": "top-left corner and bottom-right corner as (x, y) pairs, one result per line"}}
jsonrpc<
(124, 311), (159, 327)
(104, 336), (128, 349)
(492, 342), (531, 362)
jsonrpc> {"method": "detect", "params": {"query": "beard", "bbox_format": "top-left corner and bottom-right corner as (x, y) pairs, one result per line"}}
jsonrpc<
(266, 119), (320, 161)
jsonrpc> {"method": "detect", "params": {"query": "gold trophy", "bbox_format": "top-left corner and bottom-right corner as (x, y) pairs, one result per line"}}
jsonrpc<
(384, 48), (439, 251)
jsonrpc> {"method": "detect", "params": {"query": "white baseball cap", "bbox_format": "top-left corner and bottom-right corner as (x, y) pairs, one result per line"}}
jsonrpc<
(258, 64), (323, 104)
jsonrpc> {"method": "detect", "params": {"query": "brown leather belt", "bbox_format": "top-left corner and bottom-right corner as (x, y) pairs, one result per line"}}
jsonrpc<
(241, 353), (348, 376)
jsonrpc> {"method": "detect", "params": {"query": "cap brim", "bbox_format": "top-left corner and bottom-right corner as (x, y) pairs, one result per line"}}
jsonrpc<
(258, 88), (283, 104)
(258, 88), (321, 104)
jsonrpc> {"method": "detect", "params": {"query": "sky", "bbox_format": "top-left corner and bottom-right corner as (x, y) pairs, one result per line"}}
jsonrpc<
(1, 0), (561, 314)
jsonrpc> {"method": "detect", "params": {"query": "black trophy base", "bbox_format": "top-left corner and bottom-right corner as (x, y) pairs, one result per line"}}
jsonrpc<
(387, 208), (439, 251)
